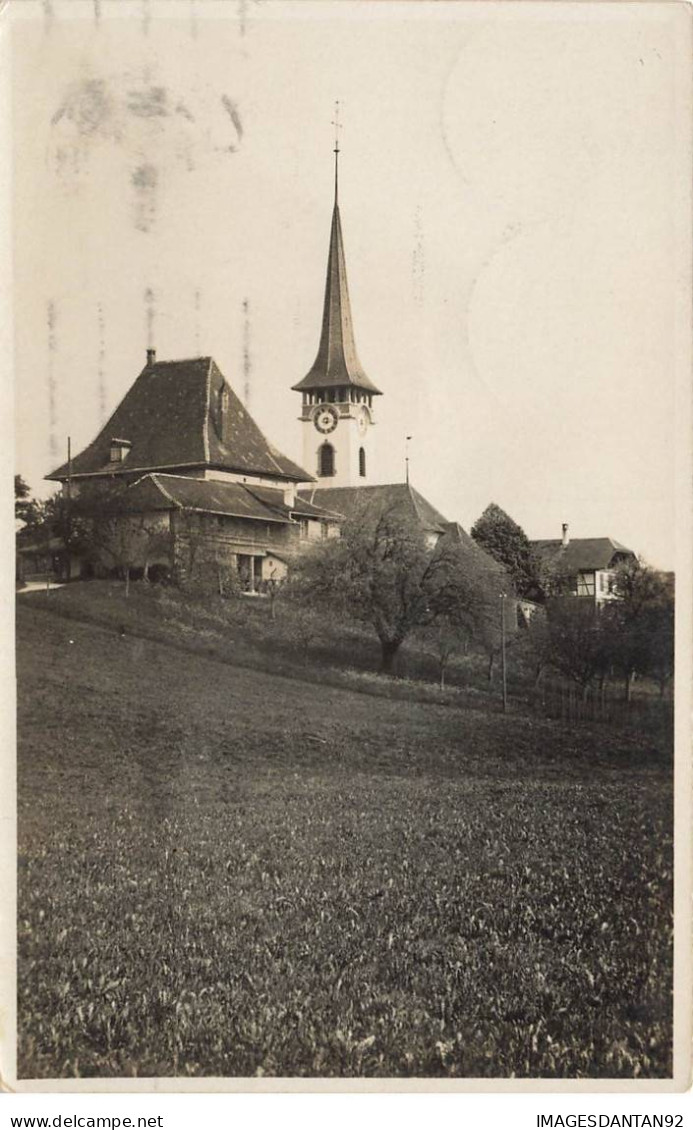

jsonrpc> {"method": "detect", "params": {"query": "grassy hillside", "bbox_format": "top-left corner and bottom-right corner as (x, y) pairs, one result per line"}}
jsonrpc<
(19, 579), (502, 705)
(17, 600), (673, 1079)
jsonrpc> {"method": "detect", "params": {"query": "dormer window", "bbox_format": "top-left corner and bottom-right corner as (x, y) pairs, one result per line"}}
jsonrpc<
(215, 385), (230, 440)
(109, 438), (131, 464)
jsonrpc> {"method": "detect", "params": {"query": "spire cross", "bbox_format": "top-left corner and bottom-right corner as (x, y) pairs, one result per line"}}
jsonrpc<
(332, 100), (342, 202)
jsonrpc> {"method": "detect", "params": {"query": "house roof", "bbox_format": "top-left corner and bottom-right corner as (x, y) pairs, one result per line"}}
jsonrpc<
(297, 482), (449, 533)
(438, 521), (507, 578)
(123, 474), (342, 525)
(291, 203), (382, 396)
(531, 537), (636, 573)
(48, 356), (312, 484)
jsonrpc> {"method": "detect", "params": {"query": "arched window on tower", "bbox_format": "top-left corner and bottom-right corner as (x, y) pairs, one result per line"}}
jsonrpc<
(359, 446), (366, 478)
(319, 443), (335, 478)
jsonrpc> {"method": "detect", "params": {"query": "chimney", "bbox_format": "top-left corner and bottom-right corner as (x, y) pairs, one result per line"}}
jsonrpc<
(561, 522), (569, 548)
(146, 347), (156, 366)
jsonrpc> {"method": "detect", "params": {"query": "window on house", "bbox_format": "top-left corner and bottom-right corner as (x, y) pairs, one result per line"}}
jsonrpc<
(318, 443), (335, 477)
(109, 439), (131, 463)
(299, 519), (309, 539)
(359, 446), (366, 477)
(576, 573), (595, 596)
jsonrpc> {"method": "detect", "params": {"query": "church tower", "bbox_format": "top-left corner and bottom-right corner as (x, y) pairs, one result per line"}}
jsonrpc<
(292, 117), (382, 488)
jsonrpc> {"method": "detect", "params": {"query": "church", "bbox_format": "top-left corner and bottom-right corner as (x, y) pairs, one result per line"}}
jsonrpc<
(47, 144), (462, 586)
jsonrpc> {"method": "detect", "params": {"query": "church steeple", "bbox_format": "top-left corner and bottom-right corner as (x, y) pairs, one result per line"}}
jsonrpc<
(293, 115), (382, 489)
(291, 118), (381, 397)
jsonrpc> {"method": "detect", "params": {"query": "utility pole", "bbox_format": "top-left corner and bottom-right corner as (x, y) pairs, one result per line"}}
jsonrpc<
(500, 591), (508, 713)
(65, 435), (73, 583)
(242, 299), (251, 409)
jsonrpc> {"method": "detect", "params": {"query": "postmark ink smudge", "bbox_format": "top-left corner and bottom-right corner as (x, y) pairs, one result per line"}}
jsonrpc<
(220, 95), (243, 153)
(242, 298), (251, 409)
(127, 86), (168, 119)
(97, 303), (107, 422)
(412, 204), (425, 306)
(51, 79), (113, 138)
(144, 287), (156, 349)
(132, 163), (158, 233)
(47, 301), (58, 458)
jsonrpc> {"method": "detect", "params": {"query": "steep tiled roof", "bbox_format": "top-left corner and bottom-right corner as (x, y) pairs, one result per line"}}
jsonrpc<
(48, 356), (312, 484)
(123, 474), (341, 525)
(292, 204), (382, 395)
(297, 482), (449, 534)
(531, 537), (636, 572)
(438, 521), (507, 578)
(124, 474), (289, 522)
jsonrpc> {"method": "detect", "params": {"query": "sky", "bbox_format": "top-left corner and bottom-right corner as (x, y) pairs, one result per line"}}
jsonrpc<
(10, 0), (691, 570)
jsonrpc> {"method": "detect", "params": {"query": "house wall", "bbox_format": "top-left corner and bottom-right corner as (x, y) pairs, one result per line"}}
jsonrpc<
(170, 510), (299, 585)
(202, 469), (298, 506)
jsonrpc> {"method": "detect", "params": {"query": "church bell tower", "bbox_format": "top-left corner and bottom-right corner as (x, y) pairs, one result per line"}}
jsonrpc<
(292, 110), (382, 488)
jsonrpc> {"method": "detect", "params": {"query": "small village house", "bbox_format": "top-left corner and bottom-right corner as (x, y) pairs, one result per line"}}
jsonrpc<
(531, 524), (636, 607)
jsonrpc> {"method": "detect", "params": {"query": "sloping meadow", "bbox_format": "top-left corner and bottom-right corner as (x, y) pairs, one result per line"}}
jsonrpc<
(17, 604), (672, 1079)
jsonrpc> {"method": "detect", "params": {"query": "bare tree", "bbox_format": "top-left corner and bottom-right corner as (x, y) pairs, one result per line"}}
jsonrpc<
(544, 598), (609, 699)
(295, 498), (510, 677)
(295, 497), (438, 674)
(605, 559), (674, 701)
(72, 483), (173, 596)
(417, 615), (470, 689)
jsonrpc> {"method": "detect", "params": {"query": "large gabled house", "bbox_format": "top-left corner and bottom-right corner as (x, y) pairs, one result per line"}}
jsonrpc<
(47, 352), (342, 587)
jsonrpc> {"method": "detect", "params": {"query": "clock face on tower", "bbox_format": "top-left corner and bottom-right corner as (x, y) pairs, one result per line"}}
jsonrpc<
(314, 405), (339, 434)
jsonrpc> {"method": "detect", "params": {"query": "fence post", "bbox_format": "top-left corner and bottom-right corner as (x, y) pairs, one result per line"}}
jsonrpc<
(500, 592), (508, 714)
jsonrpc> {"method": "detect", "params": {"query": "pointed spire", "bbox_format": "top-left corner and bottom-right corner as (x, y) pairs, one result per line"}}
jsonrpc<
(292, 113), (382, 396)
(333, 99), (340, 204)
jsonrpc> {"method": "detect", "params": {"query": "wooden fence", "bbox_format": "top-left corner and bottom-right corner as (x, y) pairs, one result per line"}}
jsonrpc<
(531, 677), (673, 741)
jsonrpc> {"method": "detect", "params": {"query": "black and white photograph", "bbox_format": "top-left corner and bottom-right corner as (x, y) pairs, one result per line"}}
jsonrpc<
(5, 0), (692, 1090)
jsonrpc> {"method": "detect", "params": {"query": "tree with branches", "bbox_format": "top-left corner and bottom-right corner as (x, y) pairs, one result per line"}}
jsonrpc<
(71, 483), (172, 595)
(604, 560), (674, 700)
(544, 598), (610, 698)
(295, 497), (510, 677)
(471, 502), (543, 602)
(295, 498), (435, 673)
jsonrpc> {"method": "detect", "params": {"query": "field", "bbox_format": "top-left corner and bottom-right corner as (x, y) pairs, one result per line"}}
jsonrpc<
(17, 592), (673, 1079)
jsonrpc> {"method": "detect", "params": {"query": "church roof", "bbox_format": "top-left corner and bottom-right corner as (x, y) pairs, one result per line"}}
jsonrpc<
(292, 203), (382, 396)
(48, 355), (312, 484)
(531, 537), (636, 573)
(297, 482), (449, 534)
(438, 521), (507, 578)
(123, 474), (343, 524)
